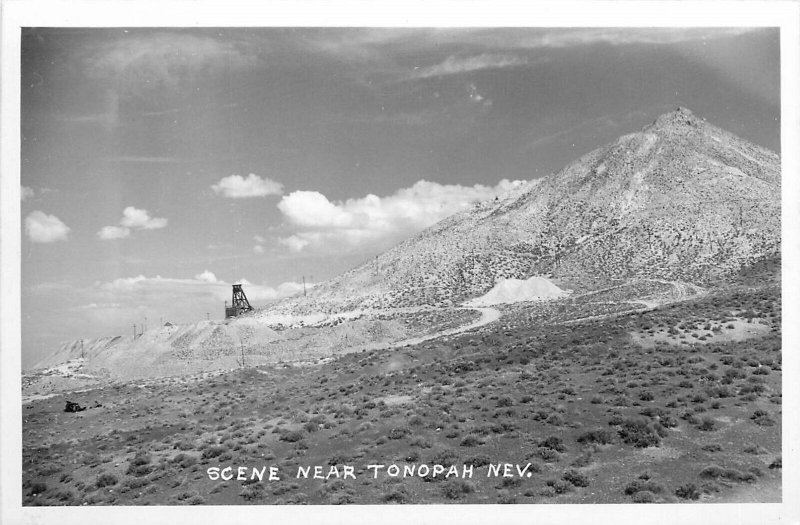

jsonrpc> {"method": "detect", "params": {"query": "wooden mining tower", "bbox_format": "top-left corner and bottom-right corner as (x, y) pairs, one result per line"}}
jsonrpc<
(225, 284), (254, 318)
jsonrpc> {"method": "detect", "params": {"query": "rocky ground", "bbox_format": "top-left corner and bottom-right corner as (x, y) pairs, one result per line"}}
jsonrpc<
(21, 259), (781, 505)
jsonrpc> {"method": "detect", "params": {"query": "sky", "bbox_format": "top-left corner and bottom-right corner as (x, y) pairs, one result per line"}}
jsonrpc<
(19, 27), (780, 368)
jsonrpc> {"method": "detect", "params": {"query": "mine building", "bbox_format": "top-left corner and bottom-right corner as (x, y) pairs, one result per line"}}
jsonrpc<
(225, 284), (254, 318)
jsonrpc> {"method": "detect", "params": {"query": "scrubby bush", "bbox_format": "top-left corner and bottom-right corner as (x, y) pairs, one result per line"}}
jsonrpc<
(463, 454), (491, 467)
(632, 490), (656, 503)
(699, 465), (756, 482)
(618, 418), (662, 448)
(577, 428), (615, 445)
(562, 469), (590, 487)
(96, 473), (118, 488)
(441, 480), (475, 499)
(539, 436), (567, 452)
(675, 483), (701, 500)
(201, 445), (226, 459)
(459, 434), (482, 447)
(697, 417), (716, 431)
(624, 479), (664, 495)
(750, 410), (775, 426)
(280, 430), (305, 442)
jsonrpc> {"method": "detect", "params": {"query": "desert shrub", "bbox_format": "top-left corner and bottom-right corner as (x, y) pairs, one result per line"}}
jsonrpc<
(539, 436), (567, 452)
(624, 479), (664, 495)
(382, 489), (409, 503)
(459, 434), (482, 447)
(535, 447), (560, 462)
(129, 452), (152, 466)
(201, 445), (226, 459)
(545, 479), (573, 494)
(498, 477), (523, 489)
(632, 490), (656, 503)
(28, 481), (47, 495)
(409, 436), (432, 448)
(441, 480), (475, 499)
(675, 483), (701, 500)
(577, 428), (615, 445)
(639, 391), (655, 401)
(750, 410), (775, 426)
(496, 396), (514, 408)
(697, 417), (716, 431)
(743, 445), (767, 455)
(463, 454), (491, 468)
(96, 473), (118, 488)
(562, 469), (590, 487)
(239, 484), (265, 502)
(571, 451), (593, 467)
(618, 418), (662, 448)
(280, 430), (305, 442)
(701, 443), (722, 452)
(428, 449), (460, 468)
(699, 465), (756, 482)
(769, 457), (782, 469)
(388, 427), (411, 440)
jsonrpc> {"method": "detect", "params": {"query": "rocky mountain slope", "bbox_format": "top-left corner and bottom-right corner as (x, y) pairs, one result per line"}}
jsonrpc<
(268, 108), (780, 315)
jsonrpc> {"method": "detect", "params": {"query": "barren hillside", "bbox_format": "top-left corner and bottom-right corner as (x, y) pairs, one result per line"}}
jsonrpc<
(266, 108), (780, 315)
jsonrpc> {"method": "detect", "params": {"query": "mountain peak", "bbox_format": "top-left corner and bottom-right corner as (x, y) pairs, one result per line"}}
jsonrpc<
(649, 106), (703, 131)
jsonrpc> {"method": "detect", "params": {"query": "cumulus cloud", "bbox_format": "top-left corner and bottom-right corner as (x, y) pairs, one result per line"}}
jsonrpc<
(97, 225), (131, 240)
(277, 179), (525, 253)
(98, 206), (167, 240)
(97, 273), (306, 306)
(253, 245), (265, 254)
(120, 206), (168, 229)
(211, 173), (284, 198)
(25, 211), (71, 243)
(21, 186), (35, 201)
(194, 270), (218, 283)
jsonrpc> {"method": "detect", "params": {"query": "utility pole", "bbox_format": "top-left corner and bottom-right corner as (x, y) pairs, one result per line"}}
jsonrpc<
(302, 276), (306, 297)
(240, 341), (246, 368)
(133, 324), (136, 339)
(80, 339), (84, 359)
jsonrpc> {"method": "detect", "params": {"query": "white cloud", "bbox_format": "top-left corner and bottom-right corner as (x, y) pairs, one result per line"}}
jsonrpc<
(195, 270), (218, 283)
(120, 206), (168, 230)
(24, 211), (71, 243)
(253, 234), (266, 243)
(97, 225), (131, 240)
(409, 53), (529, 79)
(21, 186), (35, 201)
(277, 179), (525, 253)
(96, 273), (305, 306)
(98, 206), (167, 240)
(211, 173), (284, 198)
(253, 245), (265, 254)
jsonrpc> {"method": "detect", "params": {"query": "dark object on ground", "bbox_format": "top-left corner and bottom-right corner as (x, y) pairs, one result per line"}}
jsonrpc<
(64, 401), (86, 413)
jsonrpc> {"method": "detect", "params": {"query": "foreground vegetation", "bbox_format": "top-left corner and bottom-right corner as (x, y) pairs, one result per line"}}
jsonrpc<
(22, 268), (781, 505)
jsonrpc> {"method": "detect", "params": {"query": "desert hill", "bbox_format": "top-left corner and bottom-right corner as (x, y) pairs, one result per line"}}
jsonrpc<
(26, 108), (780, 381)
(264, 107), (780, 315)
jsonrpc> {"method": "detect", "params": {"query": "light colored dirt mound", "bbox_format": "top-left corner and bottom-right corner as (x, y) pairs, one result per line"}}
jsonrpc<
(465, 277), (569, 306)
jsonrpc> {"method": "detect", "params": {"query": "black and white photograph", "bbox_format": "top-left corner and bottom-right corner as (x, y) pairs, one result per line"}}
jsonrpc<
(2, 1), (799, 523)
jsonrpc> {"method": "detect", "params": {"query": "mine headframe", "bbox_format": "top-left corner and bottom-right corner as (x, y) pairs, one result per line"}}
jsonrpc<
(225, 284), (254, 318)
